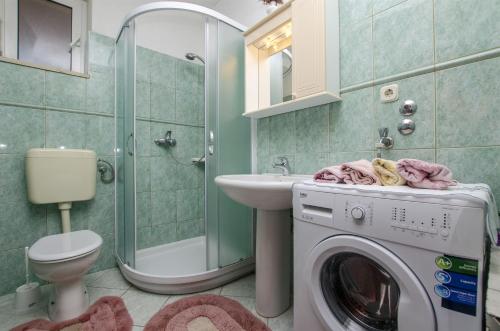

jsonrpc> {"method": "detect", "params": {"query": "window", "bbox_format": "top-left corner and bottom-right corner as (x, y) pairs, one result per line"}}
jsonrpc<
(0, 0), (87, 73)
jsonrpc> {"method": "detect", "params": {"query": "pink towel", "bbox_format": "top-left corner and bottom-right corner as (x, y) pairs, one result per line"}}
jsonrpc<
(314, 165), (344, 183)
(396, 159), (457, 189)
(341, 159), (381, 185)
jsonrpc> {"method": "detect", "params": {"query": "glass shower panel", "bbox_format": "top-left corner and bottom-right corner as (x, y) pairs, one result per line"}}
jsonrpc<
(213, 21), (253, 267)
(115, 23), (136, 268)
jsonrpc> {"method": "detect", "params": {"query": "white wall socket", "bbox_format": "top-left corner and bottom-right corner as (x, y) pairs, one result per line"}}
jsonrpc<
(380, 84), (399, 103)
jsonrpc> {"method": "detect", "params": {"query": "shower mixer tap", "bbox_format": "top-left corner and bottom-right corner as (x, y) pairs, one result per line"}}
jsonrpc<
(154, 131), (177, 147)
(375, 128), (394, 158)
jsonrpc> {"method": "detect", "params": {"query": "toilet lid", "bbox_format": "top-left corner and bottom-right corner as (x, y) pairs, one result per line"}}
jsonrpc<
(29, 230), (103, 262)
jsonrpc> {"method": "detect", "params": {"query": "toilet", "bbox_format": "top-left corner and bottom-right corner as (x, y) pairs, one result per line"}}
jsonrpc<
(25, 148), (103, 321)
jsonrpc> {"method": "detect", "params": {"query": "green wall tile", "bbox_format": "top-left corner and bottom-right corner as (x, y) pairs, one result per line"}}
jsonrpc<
(45, 72), (86, 110)
(373, 0), (433, 78)
(340, 0), (373, 27)
(330, 88), (373, 152)
(0, 106), (44, 154)
(269, 112), (296, 155)
(136, 120), (151, 157)
(151, 190), (176, 225)
(380, 148), (435, 162)
(151, 83), (175, 122)
(0, 62), (45, 106)
(87, 68), (115, 115)
(435, 0), (500, 62)
(295, 153), (329, 174)
(340, 18), (373, 87)
(136, 46), (152, 83)
(0, 155), (28, 203)
(176, 189), (200, 222)
(437, 147), (500, 204)
(136, 80), (151, 119)
(88, 32), (115, 69)
(150, 223), (177, 246)
(46, 111), (87, 149)
(0, 200), (45, 251)
(150, 156), (177, 192)
(87, 195), (115, 235)
(436, 57), (500, 148)
(257, 118), (270, 161)
(136, 192), (152, 229)
(373, 0), (407, 14)
(86, 116), (115, 155)
(92, 232), (116, 271)
(176, 89), (201, 125)
(151, 51), (176, 87)
(177, 219), (204, 241)
(136, 157), (151, 193)
(0, 248), (25, 295)
(176, 60), (202, 92)
(296, 105), (329, 153)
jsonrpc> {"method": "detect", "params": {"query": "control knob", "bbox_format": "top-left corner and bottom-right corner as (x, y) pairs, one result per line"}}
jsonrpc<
(351, 206), (366, 221)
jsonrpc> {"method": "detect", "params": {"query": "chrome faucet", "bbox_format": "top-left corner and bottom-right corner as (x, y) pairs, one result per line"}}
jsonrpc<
(272, 156), (290, 176)
(154, 130), (176, 147)
(375, 127), (394, 158)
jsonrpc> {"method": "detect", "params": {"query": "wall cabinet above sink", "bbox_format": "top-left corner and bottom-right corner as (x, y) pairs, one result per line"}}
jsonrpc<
(243, 0), (340, 119)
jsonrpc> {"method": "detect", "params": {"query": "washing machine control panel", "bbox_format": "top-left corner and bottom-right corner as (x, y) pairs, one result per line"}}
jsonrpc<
(294, 186), (485, 256)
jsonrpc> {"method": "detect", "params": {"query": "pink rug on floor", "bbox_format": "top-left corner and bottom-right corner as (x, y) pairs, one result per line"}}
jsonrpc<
(144, 294), (270, 331)
(11, 296), (133, 331)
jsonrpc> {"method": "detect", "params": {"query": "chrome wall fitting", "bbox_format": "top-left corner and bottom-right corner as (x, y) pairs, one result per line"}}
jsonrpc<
(375, 128), (394, 158)
(399, 100), (417, 116)
(154, 130), (177, 147)
(97, 159), (115, 184)
(398, 118), (416, 135)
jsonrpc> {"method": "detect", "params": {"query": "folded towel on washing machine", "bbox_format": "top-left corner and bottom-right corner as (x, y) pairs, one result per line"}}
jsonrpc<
(313, 165), (344, 183)
(341, 160), (380, 185)
(396, 159), (457, 189)
(372, 158), (406, 186)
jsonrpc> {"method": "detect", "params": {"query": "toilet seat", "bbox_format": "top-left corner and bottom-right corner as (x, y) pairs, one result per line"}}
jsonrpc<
(29, 230), (103, 263)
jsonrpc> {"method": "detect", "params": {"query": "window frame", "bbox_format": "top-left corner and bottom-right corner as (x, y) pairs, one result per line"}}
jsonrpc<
(0, 0), (87, 73)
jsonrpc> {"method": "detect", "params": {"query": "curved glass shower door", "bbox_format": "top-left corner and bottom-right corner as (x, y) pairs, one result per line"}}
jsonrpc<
(114, 4), (254, 294)
(115, 23), (136, 268)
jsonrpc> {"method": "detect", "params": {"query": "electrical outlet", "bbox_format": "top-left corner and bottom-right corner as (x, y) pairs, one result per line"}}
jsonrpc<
(380, 84), (399, 103)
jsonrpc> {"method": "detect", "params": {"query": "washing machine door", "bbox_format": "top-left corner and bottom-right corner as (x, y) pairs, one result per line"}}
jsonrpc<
(305, 235), (436, 331)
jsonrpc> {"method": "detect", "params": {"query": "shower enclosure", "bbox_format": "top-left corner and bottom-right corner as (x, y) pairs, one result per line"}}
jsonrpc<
(115, 2), (254, 293)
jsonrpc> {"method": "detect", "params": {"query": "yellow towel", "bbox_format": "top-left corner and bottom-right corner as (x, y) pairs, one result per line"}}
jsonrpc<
(372, 158), (406, 186)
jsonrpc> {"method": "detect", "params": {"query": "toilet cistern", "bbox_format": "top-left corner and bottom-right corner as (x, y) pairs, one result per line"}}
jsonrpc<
(25, 148), (97, 232)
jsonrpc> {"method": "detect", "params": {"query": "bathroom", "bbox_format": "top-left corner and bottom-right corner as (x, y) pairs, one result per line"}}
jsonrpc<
(0, 0), (499, 330)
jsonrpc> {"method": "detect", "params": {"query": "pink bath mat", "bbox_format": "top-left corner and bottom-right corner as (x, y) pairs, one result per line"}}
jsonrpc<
(144, 294), (270, 331)
(11, 296), (133, 331)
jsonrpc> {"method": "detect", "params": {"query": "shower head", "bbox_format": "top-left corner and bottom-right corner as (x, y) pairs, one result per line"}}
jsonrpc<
(185, 52), (205, 64)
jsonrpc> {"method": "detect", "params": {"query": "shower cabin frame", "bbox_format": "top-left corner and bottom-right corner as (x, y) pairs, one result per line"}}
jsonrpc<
(114, 2), (255, 294)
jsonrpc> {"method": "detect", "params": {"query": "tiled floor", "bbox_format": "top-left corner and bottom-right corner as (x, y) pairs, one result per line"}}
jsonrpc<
(0, 268), (293, 330)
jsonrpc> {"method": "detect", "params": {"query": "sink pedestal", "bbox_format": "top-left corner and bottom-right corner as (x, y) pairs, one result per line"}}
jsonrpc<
(255, 209), (291, 318)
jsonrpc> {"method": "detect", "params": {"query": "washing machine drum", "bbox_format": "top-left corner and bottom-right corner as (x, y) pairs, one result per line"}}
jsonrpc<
(321, 253), (400, 330)
(305, 235), (436, 331)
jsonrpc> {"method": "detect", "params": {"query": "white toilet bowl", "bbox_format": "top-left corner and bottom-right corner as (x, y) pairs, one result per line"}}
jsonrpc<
(29, 230), (103, 321)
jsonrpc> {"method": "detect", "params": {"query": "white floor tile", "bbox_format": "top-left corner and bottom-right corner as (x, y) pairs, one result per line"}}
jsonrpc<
(87, 287), (127, 305)
(268, 307), (294, 331)
(220, 274), (256, 297)
(121, 288), (169, 326)
(223, 295), (268, 325)
(87, 268), (131, 290)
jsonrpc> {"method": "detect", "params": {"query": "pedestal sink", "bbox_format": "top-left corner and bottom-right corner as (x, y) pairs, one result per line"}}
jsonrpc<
(214, 174), (309, 317)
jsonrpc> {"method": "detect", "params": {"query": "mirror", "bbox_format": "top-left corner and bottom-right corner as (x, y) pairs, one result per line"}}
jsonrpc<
(269, 47), (293, 105)
(0, 0), (88, 74)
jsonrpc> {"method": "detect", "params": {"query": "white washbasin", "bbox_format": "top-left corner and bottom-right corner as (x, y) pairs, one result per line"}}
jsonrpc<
(215, 174), (310, 210)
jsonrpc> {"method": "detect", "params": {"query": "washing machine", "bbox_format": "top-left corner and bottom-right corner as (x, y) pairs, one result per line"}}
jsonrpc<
(293, 181), (493, 331)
